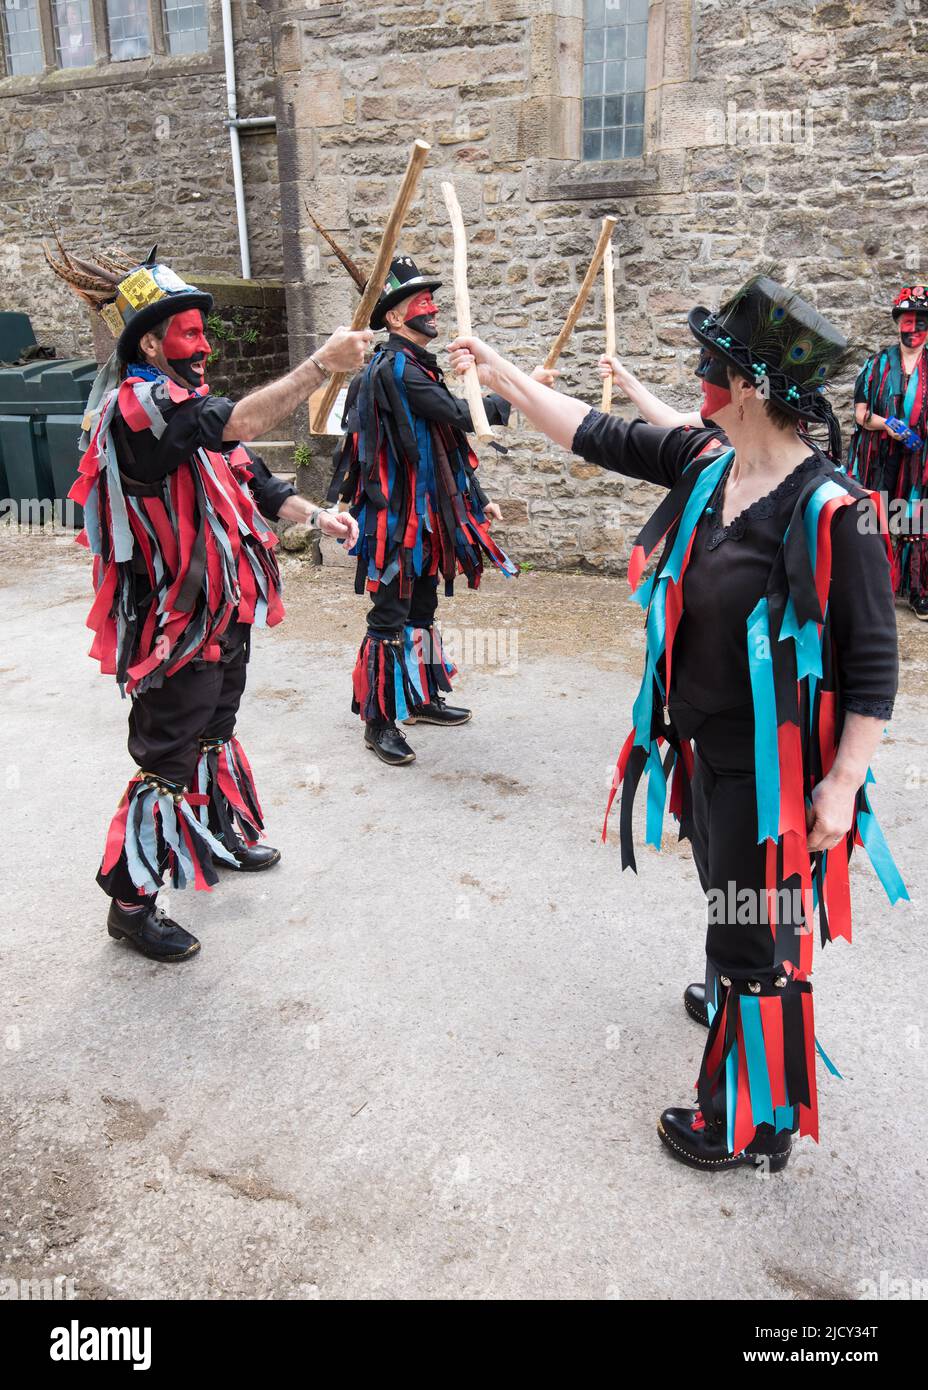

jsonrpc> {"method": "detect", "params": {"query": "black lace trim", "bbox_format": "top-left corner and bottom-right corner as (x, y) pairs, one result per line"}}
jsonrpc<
(705, 455), (821, 549)
(571, 408), (605, 457)
(843, 696), (895, 720)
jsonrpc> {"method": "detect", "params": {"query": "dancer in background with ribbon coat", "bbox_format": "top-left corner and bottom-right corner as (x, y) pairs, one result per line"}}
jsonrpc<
(449, 275), (905, 1173)
(326, 252), (518, 767)
(848, 285), (928, 618)
(47, 240), (369, 962)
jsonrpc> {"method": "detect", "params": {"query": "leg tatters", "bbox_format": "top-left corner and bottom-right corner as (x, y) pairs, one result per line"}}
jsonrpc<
(196, 737), (265, 849)
(404, 624), (456, 707)
(352, 632), (419, 723)
(98, 772), (234, 895)
(696, 972), (818, 1154)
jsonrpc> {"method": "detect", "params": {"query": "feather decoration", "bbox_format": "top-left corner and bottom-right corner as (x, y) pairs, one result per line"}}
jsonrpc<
(716, 271), (847, 379)
(305, 206), (368, 294)
(42, 232), (136, 309)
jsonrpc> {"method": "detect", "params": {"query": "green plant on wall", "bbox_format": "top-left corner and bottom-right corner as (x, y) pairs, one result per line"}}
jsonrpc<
(206, 311), (259, 363)
(293, 443), (312, 470)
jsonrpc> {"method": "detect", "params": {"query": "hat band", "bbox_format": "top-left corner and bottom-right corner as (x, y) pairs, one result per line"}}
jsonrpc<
(697, 314), (829, 414)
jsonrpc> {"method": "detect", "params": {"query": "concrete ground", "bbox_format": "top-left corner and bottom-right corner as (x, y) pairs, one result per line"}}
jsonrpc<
(1, 525), (926, 1302)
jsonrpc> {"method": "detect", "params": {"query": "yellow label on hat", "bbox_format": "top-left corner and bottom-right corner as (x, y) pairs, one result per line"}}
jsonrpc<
(117, 267), (165, 311)
(99, 301), (124, 338)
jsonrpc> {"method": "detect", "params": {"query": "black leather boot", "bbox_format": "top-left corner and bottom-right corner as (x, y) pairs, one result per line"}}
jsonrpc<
(213, 842), (281, 872)
(364, 720), (416, 765)
(405, 695), (472, 727)
(683, 982), (709, 1027)
(106, 898), (200, 963)
(657, 1107), (792, 1173)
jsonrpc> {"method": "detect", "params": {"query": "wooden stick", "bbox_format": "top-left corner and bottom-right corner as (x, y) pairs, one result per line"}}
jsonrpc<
(543, 215), (617, 371)
(601, 238), (616, 413)
(441, 180), (494, 443)
(310, 138), (431, 434)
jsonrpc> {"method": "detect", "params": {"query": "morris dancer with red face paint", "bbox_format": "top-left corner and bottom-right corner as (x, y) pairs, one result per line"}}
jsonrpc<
(848, 285), (928, 619)
(450, 276), (905, 1173)
(47, 242), (370, 962)
(326, 254), (518, 766)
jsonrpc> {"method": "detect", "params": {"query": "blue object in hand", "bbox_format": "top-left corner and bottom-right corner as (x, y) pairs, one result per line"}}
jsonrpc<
(885, 417), (924, 450)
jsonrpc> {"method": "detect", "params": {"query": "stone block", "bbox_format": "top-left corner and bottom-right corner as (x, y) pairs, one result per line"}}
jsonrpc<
(659, 80), (727, 151)
(292, 70), (344, 128)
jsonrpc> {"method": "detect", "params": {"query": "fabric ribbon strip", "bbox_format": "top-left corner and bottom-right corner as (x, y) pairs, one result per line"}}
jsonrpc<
(100, 775), (237, 895)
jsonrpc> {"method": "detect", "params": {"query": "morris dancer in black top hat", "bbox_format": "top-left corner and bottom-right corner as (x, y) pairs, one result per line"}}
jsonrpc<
(47, 238), (370, 962)
(450, 276), (904, 1172)
(322, 245), (518, 766)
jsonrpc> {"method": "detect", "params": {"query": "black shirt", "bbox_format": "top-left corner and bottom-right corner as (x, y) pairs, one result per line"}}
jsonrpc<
(385, 334), (512, 431)
(572, 410), (898, 721)
(113, 387), (297, 522)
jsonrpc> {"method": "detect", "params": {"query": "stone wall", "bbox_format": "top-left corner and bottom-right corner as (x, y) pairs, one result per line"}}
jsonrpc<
(265, 0), (928, 571)
(193, 277), (290, 402)
(3, 0), (926, 568)
(0, 0), (281, 360)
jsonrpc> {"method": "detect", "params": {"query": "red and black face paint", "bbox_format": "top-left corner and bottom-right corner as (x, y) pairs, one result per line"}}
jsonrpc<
(694, 347), (732, 421)
(403, 290), (439, 339)
(162, 309), (212, 387)
(898, 311), (928, 350)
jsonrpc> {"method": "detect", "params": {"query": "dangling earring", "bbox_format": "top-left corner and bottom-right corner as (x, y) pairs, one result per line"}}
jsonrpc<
(738, 400), (745, 423)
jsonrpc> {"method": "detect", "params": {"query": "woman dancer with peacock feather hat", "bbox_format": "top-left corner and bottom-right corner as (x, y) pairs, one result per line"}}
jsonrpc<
(449, 275), (905, 1172)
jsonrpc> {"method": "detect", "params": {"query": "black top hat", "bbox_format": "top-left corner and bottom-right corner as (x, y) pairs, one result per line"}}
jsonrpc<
(370, 255), (441, 331)
(687, 275), (847, 421)
(106, 246), (213, 362)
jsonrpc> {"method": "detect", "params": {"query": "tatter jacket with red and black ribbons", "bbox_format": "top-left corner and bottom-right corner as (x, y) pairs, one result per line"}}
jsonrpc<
(69, 373), (292, 695)
(327, 335), (517, 596)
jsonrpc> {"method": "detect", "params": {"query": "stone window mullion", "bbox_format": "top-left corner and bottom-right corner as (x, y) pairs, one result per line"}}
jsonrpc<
(37, 0), (57, 71)
(88, 0), (110, 60)
(148, 0), (166, 57)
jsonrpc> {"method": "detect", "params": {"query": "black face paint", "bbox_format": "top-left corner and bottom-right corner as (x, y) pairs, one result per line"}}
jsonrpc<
(694, 347), (730, 387)
(404, 315), (439, 339)
(402, 291), (439, 339)
(900, 312), (928, 350)
(167, 355), (208, 386)
(695, 347), (733, 421)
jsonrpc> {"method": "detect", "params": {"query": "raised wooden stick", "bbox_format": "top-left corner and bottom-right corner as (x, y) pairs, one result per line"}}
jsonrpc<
(601, 238), (616, 412)
(543, 214), (617, 371)
(441, 180), (494, 443)
(310, 138), (431, 434)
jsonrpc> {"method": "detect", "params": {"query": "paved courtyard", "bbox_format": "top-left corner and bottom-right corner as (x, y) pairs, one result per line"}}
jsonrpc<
(1, 527), (925, 1300)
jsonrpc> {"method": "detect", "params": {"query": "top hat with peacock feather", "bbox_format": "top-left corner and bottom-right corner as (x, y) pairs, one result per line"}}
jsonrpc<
(687, 275), (847, 425)
(43, 236), (213, 363)
(306, 210), (440, 331)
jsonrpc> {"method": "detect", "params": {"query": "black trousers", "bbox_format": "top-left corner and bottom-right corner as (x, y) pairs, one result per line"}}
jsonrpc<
(683, 705), (814, 1141)
(98, 623), (250, 899)
(367, 573), (439, 636)
(686, 706), (802, 979)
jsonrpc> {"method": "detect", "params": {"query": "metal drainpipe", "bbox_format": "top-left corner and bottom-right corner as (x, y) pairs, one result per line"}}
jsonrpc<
(220, 0), (277, 280)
